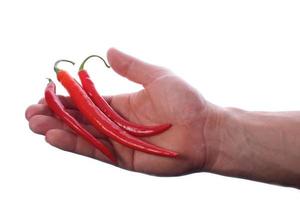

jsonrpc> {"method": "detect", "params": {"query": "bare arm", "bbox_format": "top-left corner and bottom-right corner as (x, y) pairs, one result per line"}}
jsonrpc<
(25, 48), (300, 189)
(205, 108), (300, 188)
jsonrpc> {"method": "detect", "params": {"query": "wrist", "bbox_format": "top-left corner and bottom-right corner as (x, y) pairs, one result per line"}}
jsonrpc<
(202, 106), (246, 173)
(200, 103), (229, 172)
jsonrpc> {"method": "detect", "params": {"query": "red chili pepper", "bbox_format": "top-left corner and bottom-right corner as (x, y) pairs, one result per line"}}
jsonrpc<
(77, 55), (172, 137)
(44, 74), (117, 164)
(54, 61), (178, 158)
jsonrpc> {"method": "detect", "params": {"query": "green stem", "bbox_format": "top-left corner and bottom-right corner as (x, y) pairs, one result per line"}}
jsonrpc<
(46, 78), (53, 83)
(79, 55), (110, 71)
(54, 59), (75, 73)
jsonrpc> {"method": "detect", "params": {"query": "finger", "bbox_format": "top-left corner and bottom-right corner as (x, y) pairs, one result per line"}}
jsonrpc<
(28, 114), (107, 139)
(102, 95), (112, 105)
(38, 98), (44, 104)
(107, 48), (171, 86)
(25, 103), (89, 124)
(65, 109), (90, 124)
(29, 115), (68, 135)
(39, 95), (113, 108)
(38, 95), (77, 109)
(25, 104), (53, 120)
(45, 129), (115, 164)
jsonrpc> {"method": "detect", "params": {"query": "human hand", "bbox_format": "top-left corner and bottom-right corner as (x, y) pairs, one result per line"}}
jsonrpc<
(25, 48), (223, 176)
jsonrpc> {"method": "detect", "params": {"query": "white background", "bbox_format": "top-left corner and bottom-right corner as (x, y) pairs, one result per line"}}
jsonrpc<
(0, 0), (300, 199)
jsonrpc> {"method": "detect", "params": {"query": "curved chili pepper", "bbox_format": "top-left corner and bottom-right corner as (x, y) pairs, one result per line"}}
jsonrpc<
(44, 75), (116, 164)
(78, 55), (172, 137)
(54, 61), (178, 157)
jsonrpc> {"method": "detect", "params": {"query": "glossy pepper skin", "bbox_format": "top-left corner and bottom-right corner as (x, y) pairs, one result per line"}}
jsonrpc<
(55, 68), (178, 158)
(44, 79), (117, 163)
(78, 55), (172, 137)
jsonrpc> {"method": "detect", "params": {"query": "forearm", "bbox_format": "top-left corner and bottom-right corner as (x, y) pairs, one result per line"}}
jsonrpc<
(205, 108), (300, 188)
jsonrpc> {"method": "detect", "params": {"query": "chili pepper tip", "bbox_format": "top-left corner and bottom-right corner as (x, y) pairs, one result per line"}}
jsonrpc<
(79, 55), (110, 71)
(54, 59), (75, 73)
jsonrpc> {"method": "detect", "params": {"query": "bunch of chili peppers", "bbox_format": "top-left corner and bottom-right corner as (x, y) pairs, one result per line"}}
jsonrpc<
(45, 56), (178, 164)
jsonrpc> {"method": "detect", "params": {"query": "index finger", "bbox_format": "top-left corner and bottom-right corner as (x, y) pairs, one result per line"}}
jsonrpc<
(38, 95), (76, 109)
(38, 95), (113, 109)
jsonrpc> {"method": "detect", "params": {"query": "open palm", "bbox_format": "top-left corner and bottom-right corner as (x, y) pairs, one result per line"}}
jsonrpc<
(26, 49), (219, 176)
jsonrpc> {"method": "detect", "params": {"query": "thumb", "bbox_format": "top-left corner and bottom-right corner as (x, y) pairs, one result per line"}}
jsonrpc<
(107, 48), (170, 86)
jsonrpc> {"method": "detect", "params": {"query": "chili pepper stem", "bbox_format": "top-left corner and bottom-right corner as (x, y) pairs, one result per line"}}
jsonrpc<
(46, 78), (52, 83)
(54, 59), (75, 73)
(79, 55), (110, 71)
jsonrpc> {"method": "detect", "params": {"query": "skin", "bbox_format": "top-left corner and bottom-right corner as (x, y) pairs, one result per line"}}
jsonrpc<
(25, 48), (300, 188)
